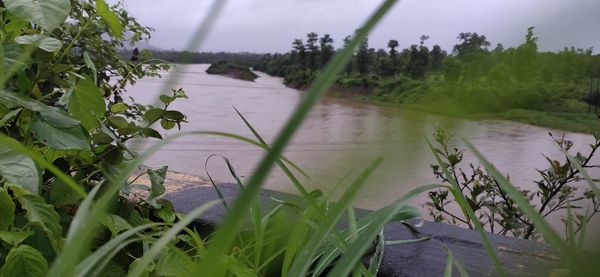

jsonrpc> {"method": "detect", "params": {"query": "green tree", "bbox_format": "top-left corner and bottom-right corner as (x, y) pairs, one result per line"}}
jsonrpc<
(305, 32), (320, 72)
(292, 38), (307, 74)
(387, 39), (399, 58)
(430, 45), (446, 71)
(319, 34), (334, 68)
(356, 36), (370, 75)
(343, 35), (354, 73)
(453, 32), (491, 58)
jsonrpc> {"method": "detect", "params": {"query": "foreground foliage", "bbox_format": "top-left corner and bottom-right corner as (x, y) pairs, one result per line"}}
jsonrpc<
(426, 128), (600, 240)
(1, 0), (599, 276)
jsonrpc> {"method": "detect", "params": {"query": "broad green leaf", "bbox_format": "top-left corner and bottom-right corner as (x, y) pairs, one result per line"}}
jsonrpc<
(17, 194), (63, 249)
(159, 95), (172, 104)
(163, 110), (185, 121)
(0, 230), (33, 246)
(155, 200), (175, 222)
(4, 0), (71, 31)
(143, 108), (163, 122)
(15, 34), (62, 52)
(160, 119), (176, 130)
(2, 44), (27, 70)
(154, 247), (196, 277)
(100, 214), (132, 237)
(109, 103), (128, 113)
(49, 178), (83, 206)
(96, 0), (123, 38)
(0, 144), (40, 194)
(30, 118), (90, 150)
(141, 128), (162, 139)
(69, 78), (106, 131)
(146, 166), (167, 200)
(0, 188), (16, 231)
(0, 244), (49, 277)
(0, 90), (79, 128)
(108, 115), (129, 129)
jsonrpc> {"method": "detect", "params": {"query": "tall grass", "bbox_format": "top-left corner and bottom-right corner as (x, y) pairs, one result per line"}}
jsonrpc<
(3, 0), (597, 275)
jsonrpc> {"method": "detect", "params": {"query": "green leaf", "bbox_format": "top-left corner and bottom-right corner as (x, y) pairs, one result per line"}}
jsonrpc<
(0, 230), (33, 246)
(155, 200), (175, 223)
(109, 103), (128, 113)
(154, 247), (196, 277)
(4, 0), (71, 31)
(0, 244), (48, 277)
(30, 118), (90, 150)
(0, 144), (40, 194)
(100, 214), (132, 237)
(143, 108), (163, 123)
(15, 34), (62, 52)
(82, 52), (97, 83)
(146, 166), (167, 200)
(96, 0), (123, 38)
(0, 187), (16, 231)
(160, 119), (176, 130)
(159, 95), (172, 104)
(69, 78), (106, 131)
(108, 115), (129, 129)
(141, 128), (162, 139)
(163, 110), (185, 121)
(17, 195), (63, 250)
(0, 90), (79, 128)
(49, 178), (83, 207)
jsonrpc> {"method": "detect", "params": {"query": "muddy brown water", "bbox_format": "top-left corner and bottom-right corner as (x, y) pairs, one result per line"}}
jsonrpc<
(127, 64), (599, 240)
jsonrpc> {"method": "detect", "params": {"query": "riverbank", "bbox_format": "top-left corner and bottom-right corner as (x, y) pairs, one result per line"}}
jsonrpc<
(321, 84), (600, 135)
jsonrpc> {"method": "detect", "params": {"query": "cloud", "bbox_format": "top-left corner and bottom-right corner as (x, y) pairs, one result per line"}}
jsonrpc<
(116, 0), (599, 53)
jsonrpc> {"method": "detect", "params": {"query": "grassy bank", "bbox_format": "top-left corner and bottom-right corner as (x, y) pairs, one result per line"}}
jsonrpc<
(323, 84), (600, 135)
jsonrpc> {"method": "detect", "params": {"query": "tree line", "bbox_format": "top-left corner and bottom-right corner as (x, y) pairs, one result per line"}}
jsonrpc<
(253, 28), (600, 116)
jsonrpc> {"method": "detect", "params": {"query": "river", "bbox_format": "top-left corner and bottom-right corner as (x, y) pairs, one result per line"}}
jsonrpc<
(127, 64), (598, 238)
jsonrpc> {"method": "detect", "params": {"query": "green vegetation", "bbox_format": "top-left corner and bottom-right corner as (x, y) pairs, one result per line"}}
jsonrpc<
(1, 0), (599, 276)
(255, 28), (600, 134)
(427, 128), (599, 239)
(206, 62), (259, 81)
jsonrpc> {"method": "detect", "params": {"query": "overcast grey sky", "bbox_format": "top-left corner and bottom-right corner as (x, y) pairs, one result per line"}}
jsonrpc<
(116, 0), (599, 53)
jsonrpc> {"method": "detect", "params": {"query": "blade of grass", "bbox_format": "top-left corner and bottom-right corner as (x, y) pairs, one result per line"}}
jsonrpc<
(235, 107), (374, 273)
(384, 237), (430, 246)
(327, 183), (444, 277)
(427, 139), (506, 277)
(463, 140), (570, 260)
(287, 158), (382, 276)
(444, 247), (453, 277)
(75, 223), (163, 277)
(127, 200), (219, 277)
(444, 246), (469, 277)
(562, 149), (600, 199)
(196, 1), (400, 273)
(203, 153), (264, 267)
(234, 107), (311, 197)
(367, 229), (385, 275)
(204, 154), (229, 210)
